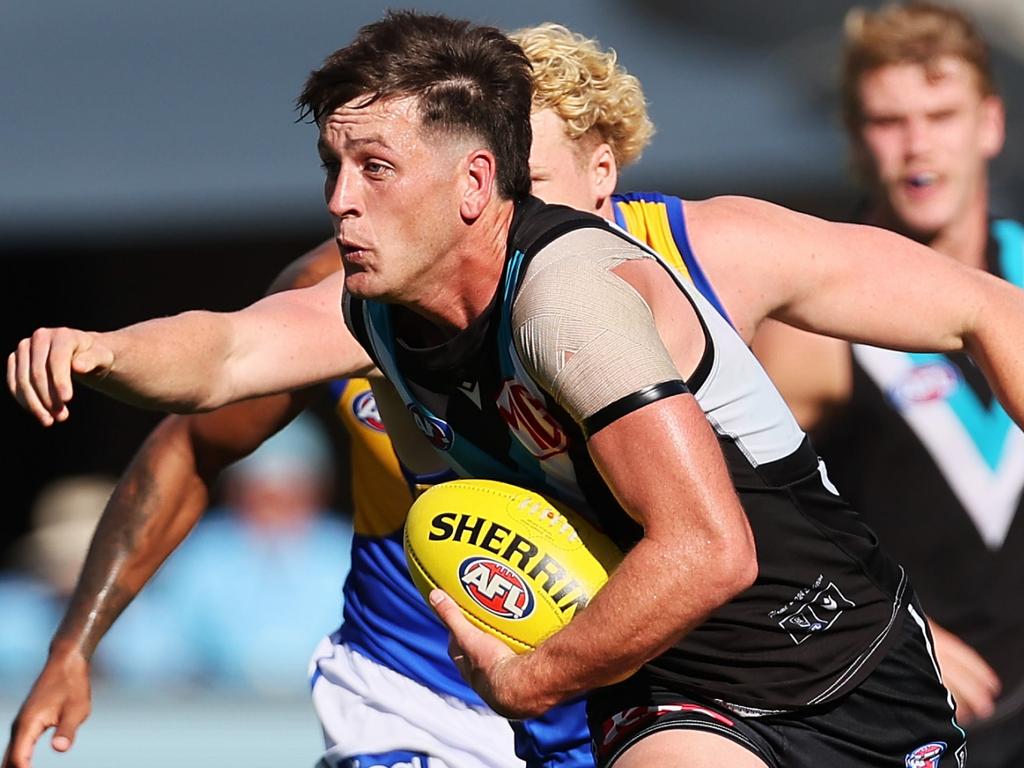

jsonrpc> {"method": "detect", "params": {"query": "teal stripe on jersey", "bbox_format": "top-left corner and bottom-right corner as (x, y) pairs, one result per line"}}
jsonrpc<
(994, 219), (1024, 289)
(907, 352), (1013, 471)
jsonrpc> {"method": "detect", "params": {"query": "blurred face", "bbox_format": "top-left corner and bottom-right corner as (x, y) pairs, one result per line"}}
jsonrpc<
(854, 56), (1003, 240)
(318, 96), (466, 302)
(529, 107), (610, 214)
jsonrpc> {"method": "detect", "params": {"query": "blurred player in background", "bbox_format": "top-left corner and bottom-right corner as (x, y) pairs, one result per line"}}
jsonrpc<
(752, 3), (1023, 764)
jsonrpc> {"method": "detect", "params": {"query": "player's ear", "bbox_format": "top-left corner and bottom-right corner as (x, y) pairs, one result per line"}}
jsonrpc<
(589, 143), (618, 210)
(461, 149), (498, 222)
(978, 94), (1005, 160)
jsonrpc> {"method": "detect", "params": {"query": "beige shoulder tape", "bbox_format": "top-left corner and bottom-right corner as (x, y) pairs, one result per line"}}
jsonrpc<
(512, 228), (682, 424)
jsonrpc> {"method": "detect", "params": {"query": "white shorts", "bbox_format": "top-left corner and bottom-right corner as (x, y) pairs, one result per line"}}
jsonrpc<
(309, 635), (524, 768)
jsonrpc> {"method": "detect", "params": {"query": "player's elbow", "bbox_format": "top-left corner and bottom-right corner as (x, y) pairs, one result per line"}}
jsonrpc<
(711, 531), (759, 604)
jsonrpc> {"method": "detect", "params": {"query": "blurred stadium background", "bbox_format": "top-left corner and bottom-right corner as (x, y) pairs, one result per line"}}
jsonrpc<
(2, 1), (1022, 765)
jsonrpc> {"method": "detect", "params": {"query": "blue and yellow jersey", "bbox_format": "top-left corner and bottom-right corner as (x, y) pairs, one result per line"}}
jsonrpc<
(328, 378), (476, 701)
(613, 191), (731, 325)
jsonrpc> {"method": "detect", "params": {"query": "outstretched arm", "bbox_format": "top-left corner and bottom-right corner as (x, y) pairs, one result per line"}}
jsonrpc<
(689, 196), (1024, 428)
(3, 240), (345, 768)
(8, 268), (373, 426)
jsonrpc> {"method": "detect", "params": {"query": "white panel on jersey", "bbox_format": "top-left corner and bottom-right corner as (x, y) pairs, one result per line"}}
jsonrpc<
(854, 345), (1024, 549)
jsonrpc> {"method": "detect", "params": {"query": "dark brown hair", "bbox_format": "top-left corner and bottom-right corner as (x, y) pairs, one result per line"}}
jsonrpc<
(842, 1), (998, 133)
(298, 10), (533, 200)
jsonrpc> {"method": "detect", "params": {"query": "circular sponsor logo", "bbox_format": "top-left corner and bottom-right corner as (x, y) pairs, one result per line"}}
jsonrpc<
(458, 556), (535, 620)
(407, 404), (454, 451)
(889, 362), (960, 408)
(352, 390), (386, 432)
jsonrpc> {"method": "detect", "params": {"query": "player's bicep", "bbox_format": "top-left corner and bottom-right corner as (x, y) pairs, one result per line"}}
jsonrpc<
(226, 272), (373, 400)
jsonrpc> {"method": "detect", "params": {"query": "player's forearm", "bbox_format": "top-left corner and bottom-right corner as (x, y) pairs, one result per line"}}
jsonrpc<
(48, 416), (209, 661)
(88, 311), (239, 412)
(964, 273), (1024, 429)
(506, 533), (755, 716)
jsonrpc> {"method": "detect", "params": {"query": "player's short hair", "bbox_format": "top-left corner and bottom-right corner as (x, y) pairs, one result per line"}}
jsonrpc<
(511, 23), (654, 170)
(298, 11), (532, 200)
(841, 1), (998, 132)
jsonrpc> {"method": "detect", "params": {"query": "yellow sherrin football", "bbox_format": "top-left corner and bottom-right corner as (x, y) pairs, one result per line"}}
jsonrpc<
(404, 479), (623, 653)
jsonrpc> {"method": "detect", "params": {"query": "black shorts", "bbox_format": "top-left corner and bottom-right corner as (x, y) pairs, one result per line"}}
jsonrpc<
(587, 604), (966, 767)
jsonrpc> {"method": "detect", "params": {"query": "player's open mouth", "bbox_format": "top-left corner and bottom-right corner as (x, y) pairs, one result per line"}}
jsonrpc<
(904, 171), (939, 190)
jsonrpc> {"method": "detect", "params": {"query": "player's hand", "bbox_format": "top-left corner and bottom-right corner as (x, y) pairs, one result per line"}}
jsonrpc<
(429, 589), (541, 719)
(7, 328), (114, 426)
(929, 620), (1001, 724)
(3, 649), (92, 768)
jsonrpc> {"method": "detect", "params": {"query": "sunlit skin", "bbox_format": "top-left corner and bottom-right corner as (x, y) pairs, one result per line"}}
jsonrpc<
(318, 96), (513, 337)
(855, 56), (1004, 264)
(529, 107), (617, 218)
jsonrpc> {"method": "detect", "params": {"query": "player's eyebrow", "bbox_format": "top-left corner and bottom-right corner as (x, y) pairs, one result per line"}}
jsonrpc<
(318, 135), (394, 157)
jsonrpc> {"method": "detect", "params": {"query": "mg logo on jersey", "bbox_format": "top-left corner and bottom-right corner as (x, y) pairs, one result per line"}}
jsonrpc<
(407, 404), (454, 451)
(906, 741), (946, 768)
(458, 556), (535, 619)
(352, 390), (386, 432)
(889, 362), (960, 409)
(496, 380), (568, 459)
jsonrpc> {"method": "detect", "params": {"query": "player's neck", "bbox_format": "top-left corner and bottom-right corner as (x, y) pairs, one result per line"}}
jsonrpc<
(400, 200), (515, 342)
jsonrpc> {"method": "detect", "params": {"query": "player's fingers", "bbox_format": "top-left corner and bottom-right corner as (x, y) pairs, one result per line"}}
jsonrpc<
(4, 714), (51, 768)
(42, 329), (82, 406)
(29, 329), (63, 413)
(13, 338), (54, 426)
(50, 697), (89, 754)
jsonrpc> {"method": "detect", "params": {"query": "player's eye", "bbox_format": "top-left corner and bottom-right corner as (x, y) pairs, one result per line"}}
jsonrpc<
(320, 160), (340, 175)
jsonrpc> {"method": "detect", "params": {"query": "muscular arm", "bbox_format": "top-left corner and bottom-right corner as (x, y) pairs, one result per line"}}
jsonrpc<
(689, 196), (1024, 428)
(8, 253), (373, 425)
(433, 237), (756, 717)
(3, 241), (342, 768)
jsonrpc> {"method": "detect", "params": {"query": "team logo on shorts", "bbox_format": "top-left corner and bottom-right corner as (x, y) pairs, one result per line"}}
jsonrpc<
(458, 556), (535, 619)
(407, 403), (454, 451)
(351, 390), (385, 432)
(888, 361), (960, 408)
(905, 741), (946, 768)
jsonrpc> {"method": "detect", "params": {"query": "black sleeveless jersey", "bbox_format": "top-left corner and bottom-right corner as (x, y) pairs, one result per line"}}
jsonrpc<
(345, 196), (909, 714)
(819, 218), (1024, 717)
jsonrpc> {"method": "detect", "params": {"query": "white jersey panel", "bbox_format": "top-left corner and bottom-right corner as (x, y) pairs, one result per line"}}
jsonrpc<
(310, 636), (523, 768)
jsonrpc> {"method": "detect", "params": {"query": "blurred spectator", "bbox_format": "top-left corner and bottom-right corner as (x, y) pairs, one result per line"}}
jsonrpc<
(0, 475), (113, 684)
(97, 412), (353, 694)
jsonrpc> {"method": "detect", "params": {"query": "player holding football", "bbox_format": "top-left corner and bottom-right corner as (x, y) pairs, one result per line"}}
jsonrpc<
(11, 11), (1024, 767)
(2, 22), (708, 768)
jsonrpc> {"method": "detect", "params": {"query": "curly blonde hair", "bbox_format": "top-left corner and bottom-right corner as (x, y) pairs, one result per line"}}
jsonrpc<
(510, 23), (654, 169)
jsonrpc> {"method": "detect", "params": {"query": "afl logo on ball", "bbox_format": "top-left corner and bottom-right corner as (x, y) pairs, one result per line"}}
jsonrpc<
(458, 557), (535, 620)
(407, 404), (454, 451)
(905, 742), (946, 768)
(352, 390), (386, 432)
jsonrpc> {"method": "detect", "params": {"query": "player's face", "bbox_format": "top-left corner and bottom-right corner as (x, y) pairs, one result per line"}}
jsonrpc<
(529, 108), (601, 213)
(318, 96), (466, 302)
(854, 57), (1003, 240)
